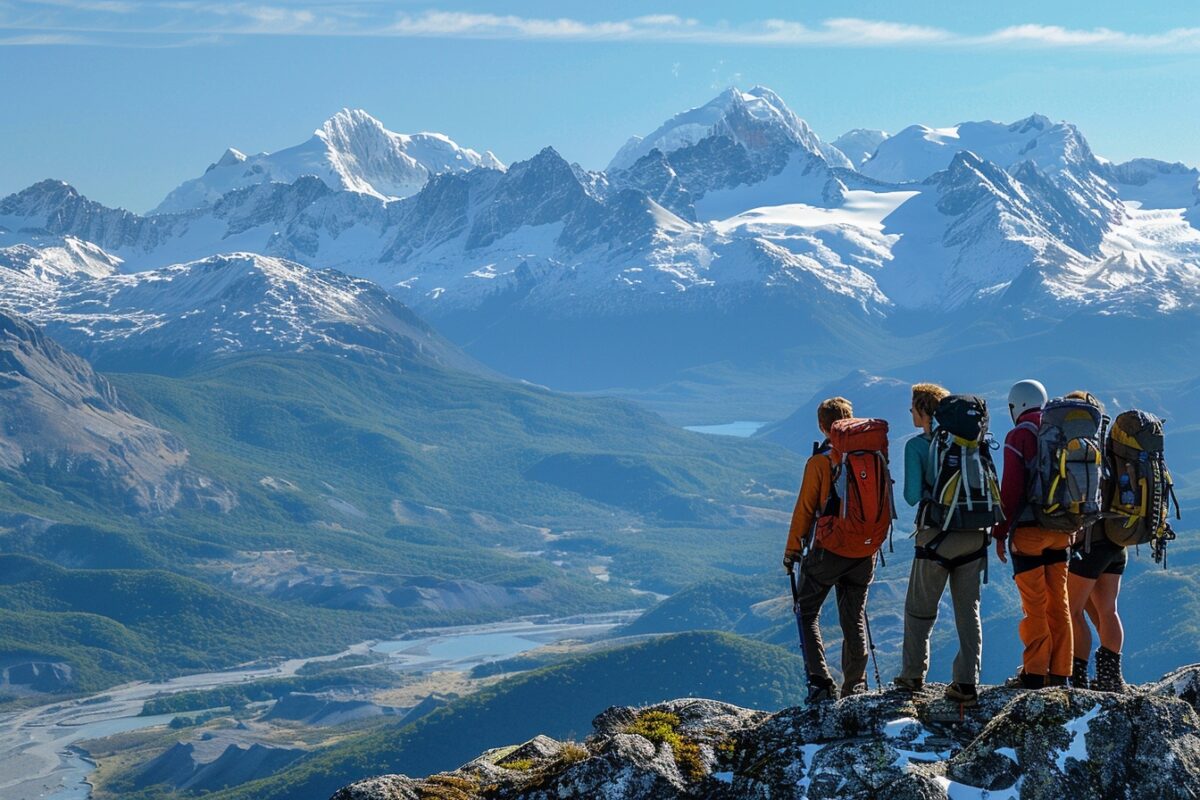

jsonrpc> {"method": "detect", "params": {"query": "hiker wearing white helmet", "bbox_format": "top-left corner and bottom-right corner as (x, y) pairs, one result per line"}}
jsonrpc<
(1008, 379), (1048, 424)
(995, 378), (1075, 689)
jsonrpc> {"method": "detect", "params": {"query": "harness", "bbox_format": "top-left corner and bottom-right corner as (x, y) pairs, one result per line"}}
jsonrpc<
(914, 527), (991, 583)
(1011, 545), (1070, 576)
(916, 428), (993, 582)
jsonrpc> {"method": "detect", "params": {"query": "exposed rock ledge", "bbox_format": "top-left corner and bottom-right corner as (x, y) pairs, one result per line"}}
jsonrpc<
(331, 664), (1200, 800)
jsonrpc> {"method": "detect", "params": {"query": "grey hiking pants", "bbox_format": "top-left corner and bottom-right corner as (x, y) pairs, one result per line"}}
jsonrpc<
(794, 546), (875, 695)
(899, 527), (987, 685)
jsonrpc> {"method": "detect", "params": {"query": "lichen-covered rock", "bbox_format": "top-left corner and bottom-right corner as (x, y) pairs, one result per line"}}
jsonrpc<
(947, 688), (1200, 800)
(330, 665), (1200, 800)
(1148, 663), (1200, 712)
(330, 774), (421, 800)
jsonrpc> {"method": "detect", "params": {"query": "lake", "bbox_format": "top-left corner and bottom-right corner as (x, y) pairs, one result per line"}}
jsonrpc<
(684, 420), (766, 437)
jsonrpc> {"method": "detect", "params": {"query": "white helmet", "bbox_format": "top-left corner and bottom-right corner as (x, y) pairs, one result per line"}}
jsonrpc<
(1008, 379), (1048, 422)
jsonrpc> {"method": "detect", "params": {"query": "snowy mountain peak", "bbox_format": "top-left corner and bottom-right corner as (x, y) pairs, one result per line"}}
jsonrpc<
(0, 235), (121, 282)
(0, 251), (479, 373)
(151, 110), (504, 215)
(209, 147), (247, 172)
(1, 179), (80, 217)
(607, 86), (850, 171)
(831, 129), (890, 167)
(1011, 113), (1053, 134)
(861, 114), (1101, 184)
(317, 107), (387, 141)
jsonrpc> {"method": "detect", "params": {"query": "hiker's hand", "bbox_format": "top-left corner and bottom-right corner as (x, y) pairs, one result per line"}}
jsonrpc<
(995, 538), (1008, 564)
(783, 553), (799, 574)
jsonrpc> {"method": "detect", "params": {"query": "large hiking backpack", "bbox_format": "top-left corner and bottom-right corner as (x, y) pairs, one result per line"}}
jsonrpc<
(921, 394), (1004, 532)
(1101, 409), (1180, 564)
(1027, 397), (1106, 531)
(815, 418), (897, 559)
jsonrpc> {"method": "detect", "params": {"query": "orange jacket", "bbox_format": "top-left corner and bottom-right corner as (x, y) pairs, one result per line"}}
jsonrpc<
(785, 451), (833, 557)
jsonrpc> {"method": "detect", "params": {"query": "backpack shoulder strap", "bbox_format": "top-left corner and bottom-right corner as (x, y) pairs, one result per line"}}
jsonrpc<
(1006, 421), (1040, 465)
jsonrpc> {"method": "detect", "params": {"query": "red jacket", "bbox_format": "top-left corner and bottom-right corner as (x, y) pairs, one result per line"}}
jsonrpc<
(995, 408), (1041, 541)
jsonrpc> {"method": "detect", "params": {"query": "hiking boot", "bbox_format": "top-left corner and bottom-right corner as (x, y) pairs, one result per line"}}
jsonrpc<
(893, 676), (924, 693)
(806, 680), (836, 704)
(1046, 674), (1068, 687)
(944, 683), (978, 707)
(1094, 647), (1127, 693)
(1070, 657), (1091, 690)
(841, 682), (869, 699)
(1004, 671), (1045, 690)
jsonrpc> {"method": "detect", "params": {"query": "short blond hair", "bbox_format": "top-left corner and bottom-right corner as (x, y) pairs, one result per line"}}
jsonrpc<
(817, 396), (854, 432)
(912, 383), (950, 418)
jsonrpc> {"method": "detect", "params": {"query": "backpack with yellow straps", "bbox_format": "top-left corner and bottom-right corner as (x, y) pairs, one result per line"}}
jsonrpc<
(1102, 409), (1180, 564)
(1028, 396), (1106, 532)
(921, 394), (1004, 532)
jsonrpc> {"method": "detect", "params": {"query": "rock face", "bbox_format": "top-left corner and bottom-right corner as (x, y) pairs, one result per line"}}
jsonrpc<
(133, 740), (304, 793)
(331, 666), (1200, 800)
(0, 310), (227, 512)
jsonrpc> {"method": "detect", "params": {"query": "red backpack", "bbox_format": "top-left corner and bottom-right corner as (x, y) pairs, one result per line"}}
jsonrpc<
(815, 418), (897, 559)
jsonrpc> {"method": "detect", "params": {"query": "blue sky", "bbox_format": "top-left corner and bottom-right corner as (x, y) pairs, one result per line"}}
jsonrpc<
(2, 1), (1200, 212)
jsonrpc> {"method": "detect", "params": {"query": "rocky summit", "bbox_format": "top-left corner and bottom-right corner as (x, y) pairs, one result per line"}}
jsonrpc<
(331, 664), (1200, 800)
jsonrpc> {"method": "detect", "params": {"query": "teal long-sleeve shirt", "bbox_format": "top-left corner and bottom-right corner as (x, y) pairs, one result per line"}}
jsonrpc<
(903, 432), (934, 507)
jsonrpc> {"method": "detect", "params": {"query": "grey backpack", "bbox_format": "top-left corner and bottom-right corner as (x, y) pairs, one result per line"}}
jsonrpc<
(1027, 397), (1106, 532)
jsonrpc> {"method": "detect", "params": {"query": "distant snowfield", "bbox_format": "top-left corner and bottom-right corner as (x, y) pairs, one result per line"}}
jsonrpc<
(710, 190), (920, 235)
(1105, 201), (1200, 259)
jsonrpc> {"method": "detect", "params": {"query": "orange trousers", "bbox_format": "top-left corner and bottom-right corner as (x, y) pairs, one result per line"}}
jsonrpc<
(1010, 527), (1074, 678)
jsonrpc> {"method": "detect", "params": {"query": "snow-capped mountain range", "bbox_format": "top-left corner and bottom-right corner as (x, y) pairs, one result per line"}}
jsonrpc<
(1, 87), (1198, 387)
(152, 109), (503, 214)
(0, 246), (479, 373)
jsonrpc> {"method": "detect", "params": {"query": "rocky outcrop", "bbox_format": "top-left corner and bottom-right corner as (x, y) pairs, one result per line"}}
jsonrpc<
(265, 692), (398, 726)
(133, 740), (304, 793)
(331, 665), (1200, 800)
(0, 659), (73, 692)
(0, 310), (231, 513)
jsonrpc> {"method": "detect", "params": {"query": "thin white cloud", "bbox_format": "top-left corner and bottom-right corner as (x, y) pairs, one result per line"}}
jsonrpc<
(23, 0), (136, 13)
(980, 23), (1200, 49)
(0, 31), (91, 43)
(4, 5), (1200, 52)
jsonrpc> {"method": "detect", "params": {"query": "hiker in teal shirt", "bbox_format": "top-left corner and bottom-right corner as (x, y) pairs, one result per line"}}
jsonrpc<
(904, 427), (934, 508)
(894, 383), (988, 707)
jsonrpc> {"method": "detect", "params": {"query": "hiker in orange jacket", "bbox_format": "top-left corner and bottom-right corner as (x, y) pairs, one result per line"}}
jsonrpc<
(784, 396), (875, 703)
(994, 379), (1073, 688)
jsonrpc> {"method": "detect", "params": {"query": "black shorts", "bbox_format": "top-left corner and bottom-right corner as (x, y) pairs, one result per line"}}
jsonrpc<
(1069, 535), (1127, 580)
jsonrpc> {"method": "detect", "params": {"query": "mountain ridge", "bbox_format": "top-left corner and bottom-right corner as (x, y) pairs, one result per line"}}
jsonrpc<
(330, 664), (1200, 800)
(151, 108), (504, 214)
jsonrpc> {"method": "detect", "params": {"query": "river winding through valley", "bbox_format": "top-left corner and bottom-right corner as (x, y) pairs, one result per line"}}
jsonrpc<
(0, 613), (635, 800)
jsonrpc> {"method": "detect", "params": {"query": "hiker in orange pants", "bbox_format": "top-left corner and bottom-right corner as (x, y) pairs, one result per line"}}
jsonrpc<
(1008, 527), (1074, 682)
(994, 379), (1073, 688)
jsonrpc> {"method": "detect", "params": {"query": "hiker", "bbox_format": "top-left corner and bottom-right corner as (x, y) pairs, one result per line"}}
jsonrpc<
(1062, 391), (1123, 691)
(894, 385), (1000, 707)
(784, 397), (894, 702)
(1069, 401), (1181, 692)
(995, 380), (1104, 688)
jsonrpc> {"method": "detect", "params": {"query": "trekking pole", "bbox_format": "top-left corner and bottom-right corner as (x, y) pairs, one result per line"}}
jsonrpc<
(863, 606), (883, 691)
(788, 564), (809, 669)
